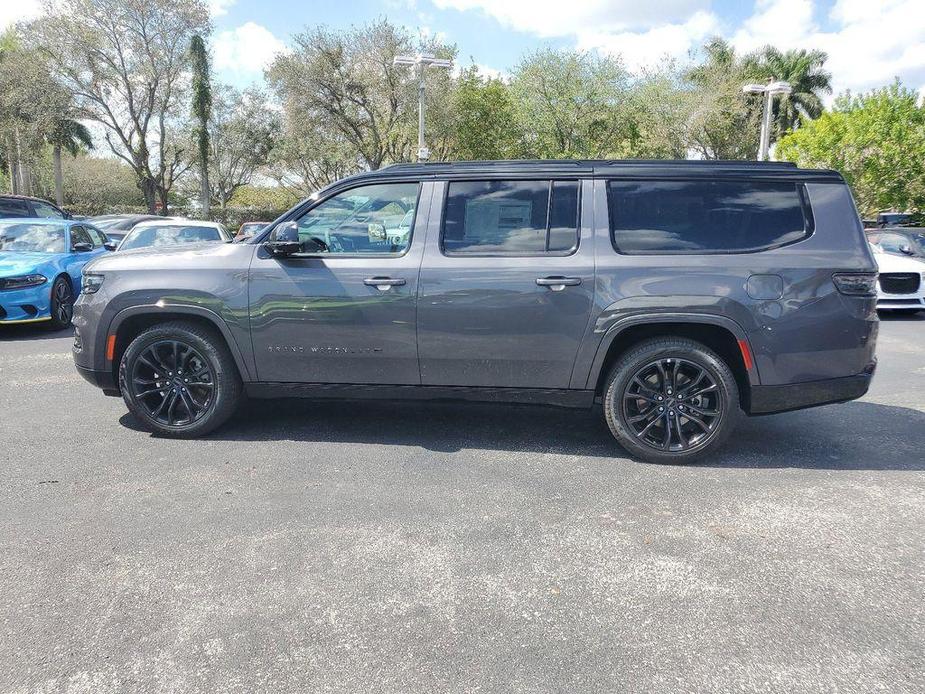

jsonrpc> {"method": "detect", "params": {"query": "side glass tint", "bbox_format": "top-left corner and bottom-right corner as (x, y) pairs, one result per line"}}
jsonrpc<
(442, 180), (579, 255)
(293, 182), (420, 255)
(608, 180), (810, 254)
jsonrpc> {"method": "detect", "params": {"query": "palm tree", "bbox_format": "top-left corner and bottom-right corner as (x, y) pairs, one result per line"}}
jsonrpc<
(47, 117), (93, 206)
(746, 47), (832, 137)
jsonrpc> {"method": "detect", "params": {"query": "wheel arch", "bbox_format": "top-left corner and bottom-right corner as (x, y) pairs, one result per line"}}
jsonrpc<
(587, 314), (758, 411)
(107, 305), (252, 385)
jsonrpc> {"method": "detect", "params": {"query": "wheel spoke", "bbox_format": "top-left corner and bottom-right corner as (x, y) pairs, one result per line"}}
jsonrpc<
(621, 356), (723, 453)
(131, 338), (215, 427)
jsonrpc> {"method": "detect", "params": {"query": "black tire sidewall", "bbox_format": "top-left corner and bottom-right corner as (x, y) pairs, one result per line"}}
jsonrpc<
(48, 276), (73, 329)
(604, 339), (741, 464)
(119, 322), (241, 437)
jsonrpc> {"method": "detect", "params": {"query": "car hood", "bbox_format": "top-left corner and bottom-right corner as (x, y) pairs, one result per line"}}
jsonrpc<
(85, 241), (246, 273)
(872, 250), (925, 273)
(0, 252), (57, 277)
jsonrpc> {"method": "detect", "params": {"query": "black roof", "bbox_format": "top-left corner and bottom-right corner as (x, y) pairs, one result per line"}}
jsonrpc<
(350, 158), (842, 182)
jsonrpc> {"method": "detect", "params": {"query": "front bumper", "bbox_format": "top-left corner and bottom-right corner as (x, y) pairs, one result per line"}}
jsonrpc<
(749, 362), (876, 415)
(876, 291), (925, 310)
(0, 283), (52, 323)
(75, 363), (120, 396)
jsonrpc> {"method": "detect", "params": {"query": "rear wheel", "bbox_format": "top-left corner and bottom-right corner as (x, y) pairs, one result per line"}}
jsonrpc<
(48, 276), (74, 329)
(119, 321), (242, 437)
(603, 337), (741, 464)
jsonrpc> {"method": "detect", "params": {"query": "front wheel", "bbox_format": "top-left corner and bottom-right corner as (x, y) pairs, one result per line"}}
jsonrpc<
(603, 337), (741, 464)
(48, 276), (74, 329)
(119, 321), (242, 437)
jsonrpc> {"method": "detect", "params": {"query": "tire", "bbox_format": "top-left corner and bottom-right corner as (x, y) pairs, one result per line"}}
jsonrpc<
(603, 337), (742, 464)
(48, 275), (74, 329)
(119, 320), (242, 437)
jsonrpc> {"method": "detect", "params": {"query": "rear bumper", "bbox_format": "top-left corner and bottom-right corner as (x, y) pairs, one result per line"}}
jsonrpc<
(749, 365), (875, 415)
(75, 363), (120, 397)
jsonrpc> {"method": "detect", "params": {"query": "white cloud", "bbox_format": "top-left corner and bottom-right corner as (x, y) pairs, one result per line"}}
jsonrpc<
(213, 22), (287, 83)
(0, 0), (41, 30)
(431, 0), (708, 36)
(731, 0), (925, 98)
(208, 0), (237, 17)
(578, 10), (721, 72)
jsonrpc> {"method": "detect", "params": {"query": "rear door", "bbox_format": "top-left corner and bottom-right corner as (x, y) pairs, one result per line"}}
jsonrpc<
(417, 178), (595, 389)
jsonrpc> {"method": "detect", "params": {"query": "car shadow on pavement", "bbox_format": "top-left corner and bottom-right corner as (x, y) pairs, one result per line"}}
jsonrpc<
(120, 397), (925, 471)
(0, 324), (72, 342)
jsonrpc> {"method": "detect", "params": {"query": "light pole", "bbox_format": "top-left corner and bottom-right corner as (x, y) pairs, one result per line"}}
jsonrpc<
(393, 53), (453, 161)
(742, 80), (792, 161)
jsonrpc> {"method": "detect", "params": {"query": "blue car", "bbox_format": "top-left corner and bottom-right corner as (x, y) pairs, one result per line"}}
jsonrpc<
(0, 218), (113, 328)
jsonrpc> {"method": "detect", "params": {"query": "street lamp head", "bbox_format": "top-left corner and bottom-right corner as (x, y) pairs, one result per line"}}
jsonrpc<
(767, 80), (793, 95)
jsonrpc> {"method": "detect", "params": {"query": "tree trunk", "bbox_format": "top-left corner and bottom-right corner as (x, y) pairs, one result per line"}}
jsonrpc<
(53, 144), (64, 206)
(201, 159), (210, 218)
(140, 177), (157, 214)
(13, 127), (27, 195)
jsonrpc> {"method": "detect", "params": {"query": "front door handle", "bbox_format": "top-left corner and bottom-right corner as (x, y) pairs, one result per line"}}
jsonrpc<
(364, 277), (406, 291)
(536, 276), (581, 291)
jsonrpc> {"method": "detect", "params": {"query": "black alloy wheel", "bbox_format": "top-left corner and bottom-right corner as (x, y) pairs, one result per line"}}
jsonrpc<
(622, 357), (723, 453)
(119, 321), (242, 437)
(49, 276), (74, 329)
(603, 337), (740, 464)
(130, 339), (215, 427)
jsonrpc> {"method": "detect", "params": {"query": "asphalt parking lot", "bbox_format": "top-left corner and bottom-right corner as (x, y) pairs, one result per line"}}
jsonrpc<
(1, 316), (923, 694)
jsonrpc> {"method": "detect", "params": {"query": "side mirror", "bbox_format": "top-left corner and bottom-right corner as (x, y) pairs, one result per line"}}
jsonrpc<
(265, 222), (302, 256)
(72, 242), (93, 252)
(104, 241), (118, 251)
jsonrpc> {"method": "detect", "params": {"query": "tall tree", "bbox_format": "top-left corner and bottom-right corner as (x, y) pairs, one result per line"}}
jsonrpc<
(31, 0), (210, 213)
(206, 86), (279, 211)
(777, 81), (925, 216)
(685, 38), (763, 159)
(0, 30), (70, 195)
(745, 46), (832, 136)
(190, 34), (211, 216)
(266, 19), (456, 171)
(509, 48), (630, 158)
(47, 117), (94, 205)
(451, 66), (523, 160)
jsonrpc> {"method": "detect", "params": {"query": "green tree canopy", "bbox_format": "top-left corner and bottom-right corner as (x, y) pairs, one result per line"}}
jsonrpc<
(777, 81), (925, 215)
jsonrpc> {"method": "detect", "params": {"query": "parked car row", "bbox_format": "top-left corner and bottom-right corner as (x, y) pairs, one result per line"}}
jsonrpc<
(0, 195), (233, 328)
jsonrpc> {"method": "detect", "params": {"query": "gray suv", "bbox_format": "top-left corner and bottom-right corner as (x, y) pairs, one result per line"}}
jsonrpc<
(72, 160), (879, 463)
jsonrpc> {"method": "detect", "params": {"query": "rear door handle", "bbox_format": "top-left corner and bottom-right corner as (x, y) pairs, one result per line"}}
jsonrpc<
(536, 276), (581, 291)
(364, 277), (406, 290)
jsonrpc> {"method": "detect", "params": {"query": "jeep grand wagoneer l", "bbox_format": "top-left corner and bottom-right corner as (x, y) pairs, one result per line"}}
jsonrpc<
(73, 160), (878, 463)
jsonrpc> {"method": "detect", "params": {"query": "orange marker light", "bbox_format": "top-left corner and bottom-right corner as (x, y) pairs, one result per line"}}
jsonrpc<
(106, 334), (116, 361)
(737, 339), (754, 371)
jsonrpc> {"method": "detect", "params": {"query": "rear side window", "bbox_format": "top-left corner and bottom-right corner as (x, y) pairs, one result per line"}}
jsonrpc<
(442, 180), (579, 255)
(607, 180), (811, 254)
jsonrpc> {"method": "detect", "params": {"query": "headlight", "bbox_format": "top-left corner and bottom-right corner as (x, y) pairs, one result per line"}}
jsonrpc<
(81, 272), (104, 294)
(0, 274), (47, 290)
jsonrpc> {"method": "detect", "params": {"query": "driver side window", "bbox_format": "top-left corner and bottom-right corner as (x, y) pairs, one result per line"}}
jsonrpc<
(293, 182), (420, 255)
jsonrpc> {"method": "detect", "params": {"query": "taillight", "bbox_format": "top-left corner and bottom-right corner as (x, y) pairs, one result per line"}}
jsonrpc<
(833, 272), (878, 296)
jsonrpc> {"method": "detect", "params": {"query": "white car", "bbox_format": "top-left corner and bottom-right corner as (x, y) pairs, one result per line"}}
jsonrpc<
(116, 219), (232, 252)
(870, 243), (925, 312)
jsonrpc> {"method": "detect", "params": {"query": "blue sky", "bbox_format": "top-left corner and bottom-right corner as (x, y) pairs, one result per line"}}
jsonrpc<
(3, 0), (923, 98)
(204, 0), (925, 100)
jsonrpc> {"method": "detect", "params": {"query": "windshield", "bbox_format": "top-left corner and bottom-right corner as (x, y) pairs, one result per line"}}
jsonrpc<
(120, 224), (223, 251)
(0, 222), (67, 253)
(875, 231), (925, 257)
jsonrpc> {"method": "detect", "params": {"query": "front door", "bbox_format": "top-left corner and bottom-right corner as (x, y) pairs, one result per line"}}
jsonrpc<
(249, 181), (429, 384)
(417, 179), (595, 389)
